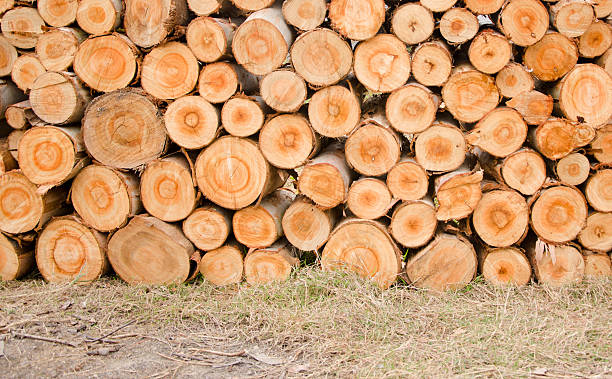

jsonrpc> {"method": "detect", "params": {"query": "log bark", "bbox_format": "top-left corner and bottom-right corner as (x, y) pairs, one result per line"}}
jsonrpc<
(405, 233), (477, 291)
(76, 0), (123, 36)
(389, 199), (437, 248)
(308, 84), (360, 137)
(550, 0), (594, 38)
(187, 17), (236, 63)
(435, 168), (483, 221)
(10, 54), (46, 93)
(465, 107), (527, 158)
(281, 196), (337, 251)
(442, 67), (499, 123)
(107, 215), (194, 284)
(1, 7), (45, 49)
(164, 95), (219, 149)
(0, 232), (34, 280)
(353, 34), (411, 93)
(478, 246), (531, 286)
(183, 205), (232, 251)
(260, 69), (307, 112)
(124, 0), (188, 48)
(346, 177), (394, 220)
(141, 155), (197, 222)
(386, 157), (429, 201)
(82, 89), (167, 169)
(596, 48), (612, 76)
(505, 90), (553, 125)
(590, 125), (612, 164)
(30, 72), (91, 125)
(6, 130), (21, 161)
(578, 20), (612, 58)
(498, 0), (549, 46)
(0, 137), (16, 174)
(259, 113), (319, 169)
(391, 3), (434, 45)
(473, 189), (529, 247)
(36, 28), (85, 71)
(345, 117), (401, 177)
(530, 185), (588, 244)
(322, 219), (402, 289)
(584, 169), (612, 212)
(386, 83), (439, 134)
(411, 40), (452, 87)
(200, 243), (244, 285)
(36, 216), (109, 283)
(524, 238), (585, 286)
(531, 118), (595, 160)
(199, 62), (257, 104)
(282, 0), (326, 31)
(495, 63), (535, 99)
(5, 101), (41, 130)
(71, 164), (142, 232)
(439, 8), (478, 44)
(329, 0), (385, 41)
(556, 152), (590, 185)
(523, 32), (578, 81)
(414, 121), (467, 172)
(37, 0), (78, 27)
(244, 239), (298, 285)
(578, 212), (612, 253)
(583, 251), (612, 278)
(0, 35), (17, 77)
(141, 42), (199, 100)
(468, 29), (512, 74)
(221, 96), (265, 137)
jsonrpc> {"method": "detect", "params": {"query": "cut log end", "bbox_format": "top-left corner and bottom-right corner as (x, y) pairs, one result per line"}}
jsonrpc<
(36, 28), (81, 72)
(442, 69), (499, 123)
(386, 160), (429, 201)
(386, 84), (439, 134)
(1, 7), (45, 49)
(499, 0), (549, 47)
(38, 0), (78, 27)
(282, 0), (326, 31)
(183, 206), (231, 251)
(480, 247), (531, 286)
(506, 90), (553, 126)
(346, 178), (393, 220)
(526, 242), (584, 287)
(0, 233), (34, 281)
(495, 63), (535, 99)
(556, 153), (590, 186)
(308, 85), (360, 138)
(435, 170), (483, 221)
(354, 34), (411, 93)
(259, 114), (317, 169)
(345, 122), (401, 177)
(531, 186), (588, 244)
(473, 190), (529, 247)
(187, 17), (230, 63)
(468, 30), (512, 74)
(165, 96), (219, 150)
(200, 244), (244, 286)
(439, 8), (478, 44)
(329, 0), (385, 41)
(11, 55), (46, 93)
(585, 169), (612, 212)
(415, 123), (466, 172)
(579, 21), (612, 58)
(411, 41), (452, 87)
(30, 72), (90, 125)
(260, 70), (307, 113)
(533, 118), (595, 160)
(221, 97), (264, 137)
(125, 0), (187, 48)
(391, 3), (434, 45)
(389, 200), (437, 248)
(199, 62), (240, 104)
(524, 32), (578, 82)
(466, 107), (527, 158)
(76, 0), (123, 36)
(583, 252), (612, 278)
(591, 125), (612, 164)
(578, 212), (612, 253)
(141, 42), (199, 100)
(244, 241), (298, 285)
(501, 149), (547, 195)
(282, 197), (334, 251)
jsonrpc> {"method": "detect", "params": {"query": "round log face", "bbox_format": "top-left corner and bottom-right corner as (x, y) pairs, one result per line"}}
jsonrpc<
(259, 114), (315, 169)
(0, 171), (43, 234)
(524, 33), (578, 82)
(466, 107), (527, 158)
(0, 233), (33, 281)
(308, 85), (360, 138)
(505, 90), (553, 126)
(495, 63), (534, 99)
(71, 165), (132, 232)
(559, 64), (612, 127)
(499, 0), (549, 46)
(183, 207), (230, 251)
(442, 70), (499, 123)
(481, 248), (531, 286)
(411, 42), (452, 87)
(282, 0), (326, 31)
(36, 218), (106, 283)
(501, 150), (546, 196)
(578, 212), (612, 253)
(531, 186), (588, 244)
(188, 0), (222, 15)
(346, 178), (392, 220)
(260, 70), (307, 112)
(164, 96), (219, 149)
(221, 97), (264, 137)
(390, 201), (437, 248)
(391, 3), (434, 45)
(187, 17), (228, 63)
(18, 127), (75, 186)
(125, 0), (174, 48)
(200, 245), (244, 286)
(534, 118), (594, 160)
(82, 90), (167, 169)
(585, 169), (612, 212)
(38, 0), (78, 27)
(1, 7), (45, 49)
(298, 163), (346, 209)
(386, 161), (429, 201)
(435, 171), (483, 221)
(386, 84), (438, 134)
(233, 206), (277, 248)
(0, 35), (17, 77)
(556, 153), (590, 186)
(141, 42), (199, 100)
(329, 0), (385, 41)
(532, 245), (584, 287)
(77, 0), (121, 35)
(11, 55), (46, 92)
(584, 254), (612, 278)
(36, 29), (79, 72)
(439, 8), (478, 44)
(231, 0), (274, 12)
(345, 123), (400, 176)
(553, 1), (594, 38)
(473, 190), (529, 247)
(282, 199), (332, 251)
(322, 220), (401, 289)
(468, 30), (512, 74)
(591, 126), (612, 164)
(30, 72), (79, 124)
(579, 21), (612, 58)
(233, 19), (288, 76)
(465, 0), (503, 14)
(415, 124), (466, 172)
(353, 34), (411, 93)
(244, 247), (296, 285)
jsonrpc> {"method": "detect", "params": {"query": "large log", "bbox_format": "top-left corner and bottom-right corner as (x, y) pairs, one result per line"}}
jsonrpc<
(1, 7), (45, 49)
(478, 246), (531, 286)
(259, 113), (319, 169)
(124, 0), (188, 48)
(282, 196), (337, 251)
(473, 189), (529, 247)
(465, 107), (527, 158)
(141, 42), (199, 100)
(389, 199), (437, 248)
(183, 205), (232, 251)
(36, 28), (84, 72)
(164, 96), (219, 150)
(0, 233), (34, 281)
(414, 122), (466, 172)
(11, 54), (46, 93)
(530, 185), (588, 244)
(244, 240), (299, 285)
(353, 34), (411, 93)
(200, 244), (244, 286)
(442, 67), (500, 123)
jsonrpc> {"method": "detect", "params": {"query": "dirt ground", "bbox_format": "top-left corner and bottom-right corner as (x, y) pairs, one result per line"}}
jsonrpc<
(1, 269), (611, 378)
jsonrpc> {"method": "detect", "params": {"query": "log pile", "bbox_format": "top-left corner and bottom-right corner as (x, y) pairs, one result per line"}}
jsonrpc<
(0, 0), (611, 290)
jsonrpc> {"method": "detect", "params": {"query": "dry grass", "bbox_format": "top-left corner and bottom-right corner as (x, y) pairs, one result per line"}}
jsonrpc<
(1, 268), (611, 378)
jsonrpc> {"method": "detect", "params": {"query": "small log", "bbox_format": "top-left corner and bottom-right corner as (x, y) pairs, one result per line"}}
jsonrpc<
(0, 35), (17, 77)
(0, 137), (16, 173)
(259, 113), (319, 169)
(346, 177), (393, 220)
(11, 54), (46, 92)
(435, 168), (483, 221)
(1, 7), (45, 49)
(523, 32), (578, 81)
(414, 122), (466, 172)
(0, 0), (13, 14)
(82, 89), (167, 169)
(141, 155), (197, 222)
(7, 130), (22, 160)
(478, 246), (531, 286)
(578, 212), (612, 253)
(187, 17), (236, 63)
(282, 0), (326, 31)
(71, 164), (142, 232)
(505, 90), (553, 125)
(590, 125), (612, 164)
(421, 0), (457, 12)
(200, 244), (244, 286)
(308, 85), (360, 137)
(531, 118), (595, 160)
(0, 80), (26, 118)
(439, 8), (478, 45)
(0, 171), (67, 234)
(36, 216), (109, 283)
(108, 215), (194, 285)
(524, 238), (584, 286)
(594, 0), (612, 17)
(73, 34), (138, 93)
(556, 153), (590, 185)
(18, 126), (87, 187)
(0, 233), (34, 280)
(442, 67), (499, 123)
(233, 188), (295, 248)
(465, 107), (527, 158)
(5, 101), (38, 130)
(298, 144), (353, 209)
(30, 72), (91, 125)
(389, 199), (437, 248)
(411, 40), (453, 87)
(76, 0), (123, 36)
(329, 0), (385, 41)
(183, 205), (231, 251)
(260, 69), (307, 113)
(230, 0), (274, 12)
(281, 196), (337, 251)
(221, 96), (265, 137)
(124, 0), (188, 48)
(141, 42), (199, 100)
(498, 0), (549, 46)
(244, 240), (298, 285)
(353, 34), (411, 93)
(232, 6), (294, 75)
(391, 3), (434, 45)
(290, 28), (353, 87)
(498, 148), (547, 195)
(530, 185), (588, 244)
(187, 0), (224, 16)
(35, 27), (85, 72)
(473, 189), (529, 247)
(37, 0), (78, 27)
(322, 219), (402, 289)
(405, 233), (477, 291)
(465, 0), (504, 14)
(583, 251), (612, 278)
(578, 20), (612, 58)
(551, 0), (594, 38)
(386, 158), (429, 201)
(164, 95), (219, 150)
(386, 83), (439, 134)
(468, 29), (512, 74)
(199, 62), (257, 104)
(596, 48), (611, 76)
(585, 169), (612, 212)
(552, 64), (612, 128)
(495, 63), (535, 99)
(195, 136), (287, 210)
(345, 118), (401, 177)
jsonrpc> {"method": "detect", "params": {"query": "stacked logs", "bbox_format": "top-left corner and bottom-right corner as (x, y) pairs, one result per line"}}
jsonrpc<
(0, 0), (611, 290)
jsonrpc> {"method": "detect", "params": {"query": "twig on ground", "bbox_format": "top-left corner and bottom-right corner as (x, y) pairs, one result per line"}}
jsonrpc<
(189, 348), (246, 357)
(85, 319), (137, 343)
(156, 352), (214, 367)
(11, 331), (78, 347)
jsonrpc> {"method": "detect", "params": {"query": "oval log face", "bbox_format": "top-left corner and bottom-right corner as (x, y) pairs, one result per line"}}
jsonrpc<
(0, 171), (43, 234)
(481, 248), (531, 286)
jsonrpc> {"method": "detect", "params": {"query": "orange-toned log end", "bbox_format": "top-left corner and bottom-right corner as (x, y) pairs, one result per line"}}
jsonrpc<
(260, 70), (307, 113)
(244, 240), (298, 285)
(498, 0), (549, 47)
(346, 178), (393, 220)
(345, 122), (401, 176)
(282, 196), (335, 251)
(551, 0), (594, 38)
(556, 153), (590, 186)
(531, 185), (588, 244)
(411, 41), (453, 87)
(405, 234), (477, 291)
(198, 62), (240, 104)
(183, 206), (231, 251)
(442, 69), (499, 123)
(141, 42), (199, 100)
(0, 233), (34, 281)
(165, 96), (219, 149)
(231, 0), (274, 12)
(466, 107), (527, 158)
(501, 149), (547, 195)
(35, 28), (80, 72)
(200, 244), (244, 286)
(259, 114), (317, 169)
(329, 0), (385, 41)
(0, 172), (46, 234)
(421, 0), (457, 12)
(524, 32), (578, 82)
(585, 169), (612, 212)
(583, 252), (612, 278)
(322, 219), (402, 289)
(525, 243), (584, 287)
(439, 8), (478, 45)
(298, 146), (352, 209)
(435, 170), (483, 221)
(578, 212), (612, 253)
(125, 0), (187, 48)
(386, 160), (429, 201)
(30, 72), (90, 125)
(506, 90), (553, 125)
(0, 35), (17, 77)
(495, 63), (535, 99)
(465, 0), (504, 14)
(71, 165), (140, 232)
(291, 29), (353, 87)
(187, 17), (230, 63)
(308, 85), (360, 138)
(11, 55), (46, 92)
(108, 215), (194, 285)
(389, 200), (437, 248)
(580, 21), (612, 58)
(468, 29), (512, 74)
(391, 3), (434, 45)
(282, 0), (326, 31)
(36, 217), (108, 283)
(533, 118), (595, 160)
(591, 125), (612, 164)
(480, 247), (531, 286)
(354, 34), (411, 93)
(221, 97), (264, 137)
(76, 0), (122, 36)
(38, 0), (78, 27)
(473, 190), (529, 247)
(415, 122), (466, 172)
(386, 84), (439, 134)
(187, 0), (223, 16)
(1, 7), (45, 49)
